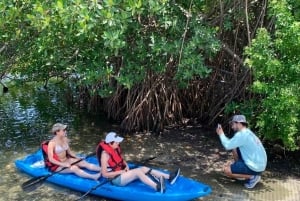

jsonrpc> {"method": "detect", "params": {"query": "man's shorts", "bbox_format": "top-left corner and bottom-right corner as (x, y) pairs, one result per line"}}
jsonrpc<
(231, 160), (261, 175)
(231, 147), (261, 175)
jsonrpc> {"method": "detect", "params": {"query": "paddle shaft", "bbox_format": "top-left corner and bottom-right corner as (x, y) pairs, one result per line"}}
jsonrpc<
(21, 152), (95, 191)
(76, 155), (158, 201)
(76, 179), (111, 200)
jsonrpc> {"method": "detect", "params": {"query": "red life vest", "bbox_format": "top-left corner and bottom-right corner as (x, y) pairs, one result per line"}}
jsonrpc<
(41, 141), (60, 172)
(96, 141), (125, 171)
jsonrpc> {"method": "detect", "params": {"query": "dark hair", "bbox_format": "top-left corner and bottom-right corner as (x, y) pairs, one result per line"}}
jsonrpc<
(241, 122), (248, 127)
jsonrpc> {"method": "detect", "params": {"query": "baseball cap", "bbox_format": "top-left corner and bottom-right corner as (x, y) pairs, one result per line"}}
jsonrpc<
(230, 115), (248, 125)
(105, 132), (124, 143)
(51, 123), (67, 133)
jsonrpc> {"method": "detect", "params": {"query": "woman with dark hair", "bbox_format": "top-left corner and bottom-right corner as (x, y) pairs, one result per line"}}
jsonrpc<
(97, 132), (180, 194)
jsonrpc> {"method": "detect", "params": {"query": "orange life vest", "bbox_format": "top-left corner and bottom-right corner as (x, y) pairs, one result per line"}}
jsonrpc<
(96, 141), (125, 171)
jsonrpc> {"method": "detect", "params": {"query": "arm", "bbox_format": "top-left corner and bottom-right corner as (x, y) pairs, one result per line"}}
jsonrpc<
(64, 137), (79, 159)
(120, 152), (129, 171)
(47, 141), (70, 168)
(216, 126), (243, 150)
(101, 151), (125, 178)
(219, 133), (244, 150)
(123, 159), (130, 171)
(66, 147), (79, 159)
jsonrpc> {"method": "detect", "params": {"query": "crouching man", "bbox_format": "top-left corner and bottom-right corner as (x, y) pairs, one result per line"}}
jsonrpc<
(216, 115), (267, 189)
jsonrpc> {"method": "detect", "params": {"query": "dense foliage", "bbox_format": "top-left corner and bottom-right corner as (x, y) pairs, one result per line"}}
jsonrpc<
(0, 0), (217, 89)
(244, 0), (300, 150)
(0, 0), (299, 150)
(0, 0), (220, 131)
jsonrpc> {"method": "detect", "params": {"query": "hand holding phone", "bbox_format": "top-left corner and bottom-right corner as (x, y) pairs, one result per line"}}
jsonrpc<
(216, 124), (223, 135)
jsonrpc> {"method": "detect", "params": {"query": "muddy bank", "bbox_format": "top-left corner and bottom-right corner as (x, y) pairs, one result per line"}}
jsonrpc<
(120, 125), (300, 201)
(156, 125), (300, 178)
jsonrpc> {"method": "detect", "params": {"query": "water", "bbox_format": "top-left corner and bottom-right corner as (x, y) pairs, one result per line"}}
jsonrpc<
(1, 83), (296, 201)
(0, 83), (115, 200)
(0, 83), (191, 201)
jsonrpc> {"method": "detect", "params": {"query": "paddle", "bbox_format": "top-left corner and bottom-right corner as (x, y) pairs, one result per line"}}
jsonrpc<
(21, 152), (96, 192)
(76, 155), (158, 201)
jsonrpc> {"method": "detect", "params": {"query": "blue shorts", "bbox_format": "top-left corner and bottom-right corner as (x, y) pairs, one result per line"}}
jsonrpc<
(111, 175), (122, 186)
(231, 160), (261, 175)
(231, 148), (261, 175)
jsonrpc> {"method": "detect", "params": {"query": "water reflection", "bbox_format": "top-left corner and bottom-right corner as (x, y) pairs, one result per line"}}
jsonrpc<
(0, 83), (114, 200)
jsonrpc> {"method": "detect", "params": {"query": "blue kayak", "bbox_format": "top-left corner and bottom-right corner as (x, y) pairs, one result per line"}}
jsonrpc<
(15, 149), (211, 201)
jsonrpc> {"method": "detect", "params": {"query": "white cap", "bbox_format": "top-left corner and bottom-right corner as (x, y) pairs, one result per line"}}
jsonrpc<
(105, 132), (124, 143)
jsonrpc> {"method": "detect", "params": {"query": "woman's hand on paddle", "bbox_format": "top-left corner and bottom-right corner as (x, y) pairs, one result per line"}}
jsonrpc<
(62, 162), (71, 168)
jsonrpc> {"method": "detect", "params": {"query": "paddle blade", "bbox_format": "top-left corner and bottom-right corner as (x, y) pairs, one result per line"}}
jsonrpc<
(21, 176), (46, 192)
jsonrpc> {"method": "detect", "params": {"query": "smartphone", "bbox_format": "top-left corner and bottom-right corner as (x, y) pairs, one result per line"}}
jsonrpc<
(217, 124), (221, 129)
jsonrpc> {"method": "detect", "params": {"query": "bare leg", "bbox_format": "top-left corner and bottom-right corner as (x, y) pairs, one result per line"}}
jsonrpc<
(66, 158), (101, 172)
(223, 163), (251, 180)
(119, 168), (158, 190)
(139, 166), (170, 179)
(77, 160), (101, 172)
(232, 149), (239, 161)
(58, 166), (101, 180)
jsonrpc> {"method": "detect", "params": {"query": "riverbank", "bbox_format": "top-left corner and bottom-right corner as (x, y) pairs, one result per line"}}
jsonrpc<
(150, 125), (300, 201)
(9, 123), (300, 201)
(162, 125), (300, 177)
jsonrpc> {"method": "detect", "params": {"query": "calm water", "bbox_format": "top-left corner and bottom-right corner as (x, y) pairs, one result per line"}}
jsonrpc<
(0, 83), (120, 200)
(0, 83), (187, 201)
(4, 83), (271, 201)
(1, 84), (291, 201)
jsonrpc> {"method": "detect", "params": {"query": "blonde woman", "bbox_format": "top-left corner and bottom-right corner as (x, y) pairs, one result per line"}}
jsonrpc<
(43, 123), (101, 180)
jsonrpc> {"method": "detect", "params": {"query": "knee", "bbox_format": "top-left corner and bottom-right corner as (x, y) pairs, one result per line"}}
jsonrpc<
(70, 165), (80, 172)
(223, 166), (232, 176)
(86, 163), (93, 169)
(135, 168), (148, 176)
(232, 149), (237, 155)
(139, 166), (149, 173)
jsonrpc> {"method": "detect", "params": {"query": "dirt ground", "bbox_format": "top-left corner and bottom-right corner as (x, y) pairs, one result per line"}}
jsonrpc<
(28, 124), (299, 201)
(159, 124), (300, 178)
(152, 125), (300, 201)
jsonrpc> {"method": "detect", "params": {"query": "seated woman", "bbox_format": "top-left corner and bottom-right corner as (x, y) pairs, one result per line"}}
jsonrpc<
(44, 123), (101, 180)
(97, 132), (180, 193)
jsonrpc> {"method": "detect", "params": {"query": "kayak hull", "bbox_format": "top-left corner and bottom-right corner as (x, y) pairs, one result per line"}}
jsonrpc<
(15, 150), (211, 201)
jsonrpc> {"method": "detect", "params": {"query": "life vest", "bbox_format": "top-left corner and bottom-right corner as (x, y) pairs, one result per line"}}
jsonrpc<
(96, 141), (125, 171)
(41, 141), (60, 172)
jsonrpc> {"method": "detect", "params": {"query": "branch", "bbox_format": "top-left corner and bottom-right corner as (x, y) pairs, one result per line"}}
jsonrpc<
(221, 43), (244, 66)
(176, 0), (193, 66)
(245, 0), (251, 46)
(0, 43), (7, 54)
